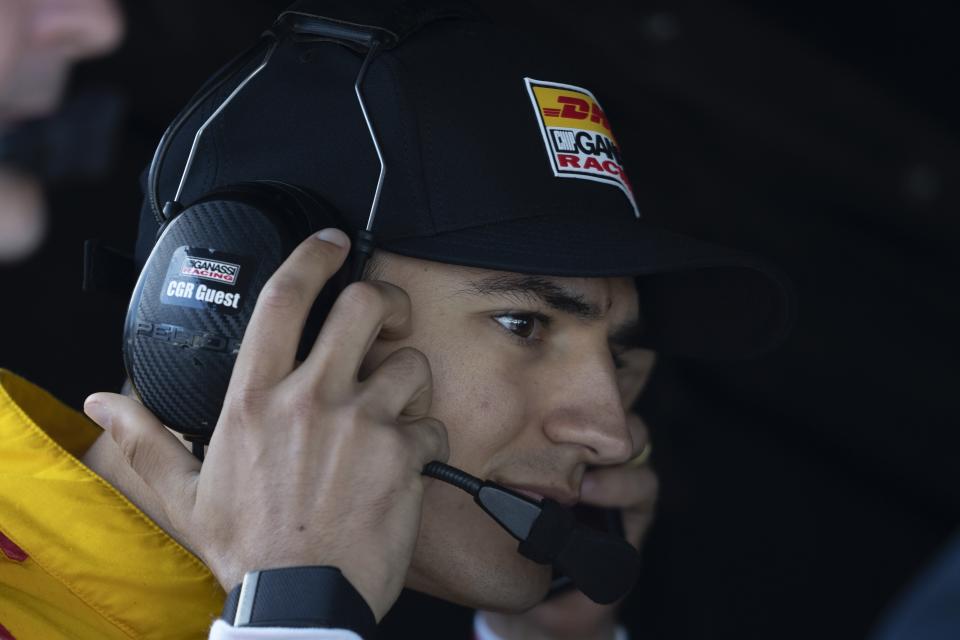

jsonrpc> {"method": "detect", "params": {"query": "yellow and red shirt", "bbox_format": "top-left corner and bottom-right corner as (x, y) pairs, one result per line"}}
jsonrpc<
(0, 369), (225, 639)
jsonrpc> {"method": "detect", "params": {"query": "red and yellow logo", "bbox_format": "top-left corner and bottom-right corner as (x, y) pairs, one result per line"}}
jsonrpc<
(525, 78), (638, 217)
(535, 86), (617, 142)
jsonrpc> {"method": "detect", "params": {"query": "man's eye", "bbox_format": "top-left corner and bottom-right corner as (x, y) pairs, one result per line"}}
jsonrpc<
(492, 313), (547, 342)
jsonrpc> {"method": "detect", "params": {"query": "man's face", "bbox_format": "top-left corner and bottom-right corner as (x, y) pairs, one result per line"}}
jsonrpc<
(362, 251), (653, 612)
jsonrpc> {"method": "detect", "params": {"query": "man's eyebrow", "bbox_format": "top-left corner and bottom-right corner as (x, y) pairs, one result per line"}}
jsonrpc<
(460, 274), (603, 320)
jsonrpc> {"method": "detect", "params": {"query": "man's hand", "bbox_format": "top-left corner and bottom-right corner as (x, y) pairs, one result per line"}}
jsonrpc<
(83, 229), (449, 621)
(483, 413), (657, 640)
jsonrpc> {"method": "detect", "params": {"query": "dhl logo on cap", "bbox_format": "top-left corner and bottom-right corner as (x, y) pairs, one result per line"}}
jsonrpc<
(525, 78), (639, 217)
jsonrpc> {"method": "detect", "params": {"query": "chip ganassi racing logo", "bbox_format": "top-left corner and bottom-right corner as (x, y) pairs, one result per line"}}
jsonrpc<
(524, 78), (639, 217)
(180, 256), (240, 285)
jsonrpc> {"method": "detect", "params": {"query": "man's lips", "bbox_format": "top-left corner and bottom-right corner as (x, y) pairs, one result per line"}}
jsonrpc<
(500, 484), (580, 507)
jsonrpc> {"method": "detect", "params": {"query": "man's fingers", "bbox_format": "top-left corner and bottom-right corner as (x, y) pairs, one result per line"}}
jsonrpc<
(580, 465), (658, 548)
(232, 229), (350, 390)
(579, 465), (657, 510)
(398, 417), (449, 468)
(580, 414), (658, 549)
(621, 468), (659, 547)
(302, 279), (412, 387)
(84, 392), (200, 524)
(576, 412), (652, 508)
(360, 347), (433, 419)
(626, 412), (649, 457)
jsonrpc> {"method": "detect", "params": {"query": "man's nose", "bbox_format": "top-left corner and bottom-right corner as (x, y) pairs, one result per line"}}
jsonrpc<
(540, 351), (633, 465)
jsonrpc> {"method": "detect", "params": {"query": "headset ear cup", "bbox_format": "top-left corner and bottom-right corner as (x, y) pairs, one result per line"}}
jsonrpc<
(238, 181), (354, 360)
(198, 181), (353, 360)
(124, 183), (350, 441)
(200, 181), (343, 238)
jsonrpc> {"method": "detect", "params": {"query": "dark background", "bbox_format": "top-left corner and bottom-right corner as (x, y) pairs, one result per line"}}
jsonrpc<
(2, 1), (957, 638)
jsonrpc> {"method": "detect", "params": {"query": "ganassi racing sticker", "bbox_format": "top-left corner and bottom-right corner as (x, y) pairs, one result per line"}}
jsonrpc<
(524, 78), (639, 217)
(160, 247), (253, 315)
(179, 255), (240, 284)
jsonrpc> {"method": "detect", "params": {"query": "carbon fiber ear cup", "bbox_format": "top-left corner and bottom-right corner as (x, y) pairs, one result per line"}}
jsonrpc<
(124, 183), (345, 441)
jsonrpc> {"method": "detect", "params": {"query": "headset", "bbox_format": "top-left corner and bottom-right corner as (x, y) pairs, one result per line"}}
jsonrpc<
(122, 3), (641, 605)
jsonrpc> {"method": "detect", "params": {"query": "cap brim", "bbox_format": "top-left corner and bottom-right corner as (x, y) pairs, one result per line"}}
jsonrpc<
(382, 212), (795, 359)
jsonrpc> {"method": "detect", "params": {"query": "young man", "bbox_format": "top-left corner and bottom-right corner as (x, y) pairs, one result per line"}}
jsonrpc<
(0, 3), (790, 638)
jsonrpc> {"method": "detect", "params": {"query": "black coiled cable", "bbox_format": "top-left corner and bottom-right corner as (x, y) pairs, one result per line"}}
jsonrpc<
(422, 461), (482, 495)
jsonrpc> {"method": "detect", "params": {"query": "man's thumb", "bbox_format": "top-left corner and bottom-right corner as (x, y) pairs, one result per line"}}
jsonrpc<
(84, 392), (200, 517)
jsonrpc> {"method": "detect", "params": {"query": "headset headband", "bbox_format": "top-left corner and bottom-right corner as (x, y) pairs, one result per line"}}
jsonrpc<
(148, 0), (477, 230)
(277, 0), (478, 49)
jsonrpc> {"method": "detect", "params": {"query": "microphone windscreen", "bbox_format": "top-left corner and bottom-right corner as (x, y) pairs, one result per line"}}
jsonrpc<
(517, 498), (575, 564)
(517, 499), (641, 604)
(554, 526), (641, 605)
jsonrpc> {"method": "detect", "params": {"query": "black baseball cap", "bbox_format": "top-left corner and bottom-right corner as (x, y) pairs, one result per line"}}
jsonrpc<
(135, 1), (794, 359)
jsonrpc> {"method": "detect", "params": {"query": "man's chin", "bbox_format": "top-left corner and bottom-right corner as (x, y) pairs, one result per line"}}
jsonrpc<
(476, 576), (552, 615)
(406, 481), (553, 611)
(405, 551), (552, 612)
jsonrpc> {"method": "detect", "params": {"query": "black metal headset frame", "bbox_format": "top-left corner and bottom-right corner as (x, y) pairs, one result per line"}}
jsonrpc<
(146, 14), (388, 241)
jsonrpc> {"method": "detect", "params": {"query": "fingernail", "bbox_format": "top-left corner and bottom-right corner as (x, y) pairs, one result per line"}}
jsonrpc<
(316, 228), (349, 248)
(84, 398), (111, 429)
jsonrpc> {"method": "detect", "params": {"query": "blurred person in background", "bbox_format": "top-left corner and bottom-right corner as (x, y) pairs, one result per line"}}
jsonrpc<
(0, 0), (123, 261)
